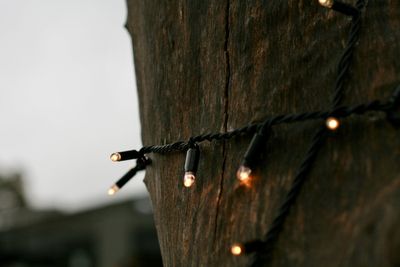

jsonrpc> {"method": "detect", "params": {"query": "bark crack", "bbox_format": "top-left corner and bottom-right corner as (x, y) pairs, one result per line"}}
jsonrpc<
(213, 0), (231, 248)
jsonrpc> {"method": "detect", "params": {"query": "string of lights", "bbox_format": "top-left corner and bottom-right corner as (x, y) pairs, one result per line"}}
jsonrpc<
(108, 99), (396, 193)
(108, 0), (400, 265)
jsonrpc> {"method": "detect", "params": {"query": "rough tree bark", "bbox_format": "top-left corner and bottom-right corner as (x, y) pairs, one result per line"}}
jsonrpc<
(125, 1), (400, 266)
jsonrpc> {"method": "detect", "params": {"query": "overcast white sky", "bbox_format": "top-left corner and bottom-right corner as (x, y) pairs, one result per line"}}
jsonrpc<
(0, 0), (147, 212)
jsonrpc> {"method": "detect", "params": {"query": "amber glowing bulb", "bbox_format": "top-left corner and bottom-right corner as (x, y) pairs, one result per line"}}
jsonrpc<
(326, 117), (340, 131)
(236, 131), (268, 184)
(231, 244), (243, 256)
(110, 152), (121, 162)
(236, 165), (252, 181)
(183, 144), (200, 188)
(183, 172), (196, 188)
(319, 0), (334, 8)
(108, 185), (119, 196)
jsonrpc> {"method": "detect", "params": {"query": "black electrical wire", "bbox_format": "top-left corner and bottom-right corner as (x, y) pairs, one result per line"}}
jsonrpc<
(127, 99), (389, 156)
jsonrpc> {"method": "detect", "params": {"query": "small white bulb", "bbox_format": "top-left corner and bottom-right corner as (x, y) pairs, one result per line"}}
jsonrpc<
(231, 244), (243, 256)
(326, 117), (340, 131)
(108, 185), (119, 196)
(319, 0), (334, 8)
(183, 172), (196, 187)
(110, 153), (121, 162)
(236, 165), (252, 181)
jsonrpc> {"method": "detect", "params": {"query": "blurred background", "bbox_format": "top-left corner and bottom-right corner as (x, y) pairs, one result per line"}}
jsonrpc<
(0, 0), (162, 266)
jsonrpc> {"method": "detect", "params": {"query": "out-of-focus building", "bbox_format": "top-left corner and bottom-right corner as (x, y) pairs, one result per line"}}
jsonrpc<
(0, 173), (162, 267)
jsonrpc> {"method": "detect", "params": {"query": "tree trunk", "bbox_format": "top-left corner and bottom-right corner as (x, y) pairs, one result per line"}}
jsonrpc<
(125, 1), (400, 266)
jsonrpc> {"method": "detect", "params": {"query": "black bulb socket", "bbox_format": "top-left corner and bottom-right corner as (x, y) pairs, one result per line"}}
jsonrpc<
(241, 132), (268, 168)
(242, 239), (265, 254)
(115, 167), (138, 189)
(325, 0), (359, 17)
(184, 144), (200, 174)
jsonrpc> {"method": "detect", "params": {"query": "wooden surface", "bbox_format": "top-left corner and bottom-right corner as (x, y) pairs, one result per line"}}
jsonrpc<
(126, 1), (400, 266)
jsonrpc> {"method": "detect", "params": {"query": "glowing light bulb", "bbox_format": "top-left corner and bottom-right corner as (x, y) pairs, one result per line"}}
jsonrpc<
(183, 144), (200, 188)
(108, 185), (119, 196)
(237, 165), (252, 181)
(326, 117), (340, 131)
(183, 172), (196, 187)
(110, 152), (121, 162)
(231, 244), (243, 256)
(319, 0), (334, 8)
(236, 131), (268, 185)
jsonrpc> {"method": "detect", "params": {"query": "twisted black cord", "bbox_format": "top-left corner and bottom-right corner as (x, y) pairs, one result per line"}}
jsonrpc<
(250, 127), (326, 267)
(137, 100), (389, 155)
(140, 141), (188, 154)
(332, 0), (366, 108)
